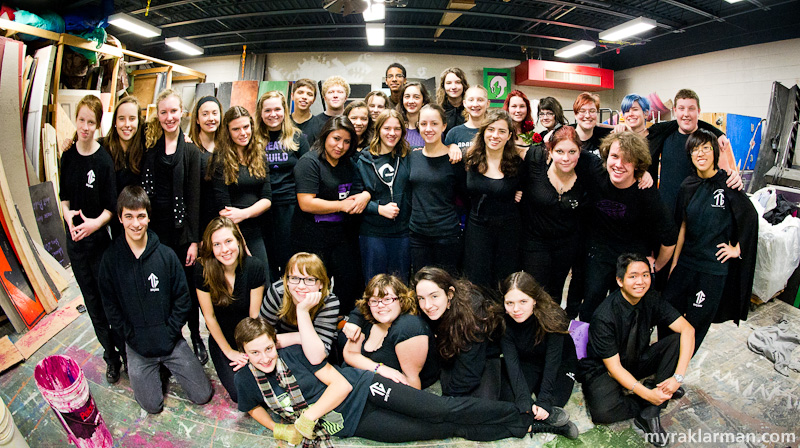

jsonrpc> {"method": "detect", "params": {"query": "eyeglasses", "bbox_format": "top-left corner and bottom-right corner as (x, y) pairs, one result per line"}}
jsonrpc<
(538, 111), (555, 118)
(577, 109), (598, 116)
(691, 146), (713, 155)
(368, 296), (399, 307)
(386, 74), (405, 80)
(287, 275), (319, 286)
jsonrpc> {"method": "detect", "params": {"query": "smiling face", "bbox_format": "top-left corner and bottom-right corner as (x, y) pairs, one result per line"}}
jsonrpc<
(386, 67), (405, 93)
(504, 288), (535, 323)
(368, 287), (402, 324)
(323, 129), (351, 164)
(606, 141), (636, 188)
(674, 98), (700, 135)
(403, 86), (423, 115)
(286, 266), (321, 305)
(418, 108), (446, 144)
(484, 119), (511, 151)
(380, 116), (402, 150)
(197, 101), (220, 134)
(76, 105), (98, 143)
(550, 139), (580, 174)
(367, 95), (387, 120)
(575, 104), (598, 132)
(623, 101), (647, 132)
(211, 227), (239, 268)
(243, 334), (279, 374)
(508, 96), (528, 125)
(416, 279), (451, 321)
(158, 96), (182, 134)
(691, 141), (716, 176)
(617, 261), (651, 303)
(347, 107), (370, 137)
(292, 86), (315, 112)
(120, 207), (149, 243)
(464, 87), (488, 119)
(444, 72), (464, 100)
(538, 109), (556, 130)
(261, 97), (285, 132)
(228, 116), (252, 150)
(115, 102), (139, 142)
(325, 85), (347, 110)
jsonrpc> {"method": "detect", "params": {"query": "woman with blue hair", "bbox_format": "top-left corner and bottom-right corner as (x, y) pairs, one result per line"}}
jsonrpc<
(616, 94), (651, 136)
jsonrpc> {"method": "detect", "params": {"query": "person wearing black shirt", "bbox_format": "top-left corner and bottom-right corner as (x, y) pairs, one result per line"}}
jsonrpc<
(504, 90), (541, 156)
(578, 132), (677, 323)
(437, 67), (468, 139)
(537, 96), (568, 142)
(61, 95), (125, 384)
(462, 109), (523, 289)
(103, 96), (144, 238)
(293, 116), (369, 315)
(520, 126), (588, 317)
(195, 217), (266, 402)
(289, 79), (317, 138)
(256, 91), (310, 280)
(385, 62), (406, 108)
(302, 76), (350, 147)
(500, 272), (579, 437)
(142, 89), (206, 364)
(571, 92), (611, 158)
(409, 105), (467, 275)
(664, 130), (758, 352)
(365, 90), (390, 121)
(344, 101), (373, 152)
(580, 253), (694, 447)
(188, 96), (222, 235)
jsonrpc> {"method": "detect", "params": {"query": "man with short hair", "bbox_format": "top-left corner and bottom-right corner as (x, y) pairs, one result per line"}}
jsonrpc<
(290, 78), (318, 136)
(303, 75), (351, 146)
(581, 253), (695, 447)
(99, 186), (212, 414)
(385, 62), (406, 107)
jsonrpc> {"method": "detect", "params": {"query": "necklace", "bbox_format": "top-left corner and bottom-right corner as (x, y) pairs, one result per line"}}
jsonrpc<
(547, 164), (576, 200)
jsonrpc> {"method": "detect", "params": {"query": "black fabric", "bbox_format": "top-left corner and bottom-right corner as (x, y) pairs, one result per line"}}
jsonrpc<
(522, 235), (580, 306)
(675, 171), (758, 324)
(409, 231), (462, 276)
(764, 194), (799, 224)
(677, 171), (733, 275)
(99, 231), (191, 357)
(265, 131), (310, 205)
(356, 150), (411, 238)
(301, 113), (333, 148)
(443, 124), (478, 153)
(194, 256), (267, 346)
(211, 157), (272, 212)
(501, 315), (577, 413)
(408, 150), (466, 238)
(662, 264), (726, 351)
(59, 144), (117, 228)
(569, 124), (611, 157)
(442, 101), (465, 139)
(581, 289), (681, 380)
(235, 345), (373, 437)
(198, 149), (217, 238)
(209, 336), (238, 402)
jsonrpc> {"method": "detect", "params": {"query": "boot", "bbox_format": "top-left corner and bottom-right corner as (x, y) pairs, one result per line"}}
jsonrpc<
(193, 338), (209, 365)
(529, 420), (579, 439)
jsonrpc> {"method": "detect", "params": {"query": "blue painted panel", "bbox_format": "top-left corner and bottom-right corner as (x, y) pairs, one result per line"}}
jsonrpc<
(727, 114), (763, 170)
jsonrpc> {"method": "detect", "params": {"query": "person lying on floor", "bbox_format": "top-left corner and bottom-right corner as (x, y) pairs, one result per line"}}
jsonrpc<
(233, 315), (580, 445)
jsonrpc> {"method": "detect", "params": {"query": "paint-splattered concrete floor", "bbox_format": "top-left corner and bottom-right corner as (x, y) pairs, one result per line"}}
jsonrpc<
(3, 281), (800, 448)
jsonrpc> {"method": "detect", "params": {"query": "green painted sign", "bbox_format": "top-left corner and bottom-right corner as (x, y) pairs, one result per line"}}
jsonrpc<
(483, 68), (512, 108)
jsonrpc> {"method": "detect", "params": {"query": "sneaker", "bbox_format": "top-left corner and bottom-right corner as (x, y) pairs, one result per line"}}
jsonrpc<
(543, 406), (570, 427)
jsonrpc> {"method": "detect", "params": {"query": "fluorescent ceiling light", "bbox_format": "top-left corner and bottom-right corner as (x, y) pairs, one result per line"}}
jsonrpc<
(599, 17), (657, 41)
(165, 37), (204, 55)
(108, 13), (161, 38)
(724, 0), (744, 3)
(366, 22), (385, 46)
(363, 0), (385, 21)
(554, 40), (595, 58)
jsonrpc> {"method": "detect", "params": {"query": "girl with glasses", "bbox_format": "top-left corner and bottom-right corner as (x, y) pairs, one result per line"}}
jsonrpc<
(571, 92), (611, 158)
(537, 97), (569, 141)
(260, 252), (340, 363)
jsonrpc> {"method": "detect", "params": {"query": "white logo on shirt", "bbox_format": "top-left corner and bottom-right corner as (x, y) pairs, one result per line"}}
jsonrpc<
(86, 170), (95, 188)
(378, 163), (395, 179)
(693, 290), (706, 307)
(369, 382), (392, 402)
(148, 273), (160, 292)
(712, 189), (725, 208)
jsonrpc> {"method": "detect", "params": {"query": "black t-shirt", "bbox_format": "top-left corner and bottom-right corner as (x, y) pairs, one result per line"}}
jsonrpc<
(194, 256), (267, 346)
(301, 113), (333, 148)
(521, 146), (588, 241)
(153, 151), (177, 211)
(466, 168), (521, 221)
(212, 157), (272, 212)
(588, 176), (677, 257)
(659, 132), (691, 217)
(678, 171), (733, 275)
(265, 131), (311, 205)
(408, 149), (466, 237)
(571, 124), (611, 158)
(444, 124), (479, 154)
(198, 149), (216, 233)
(60, 144), (117, 228)
(581, 289), (681, 379)
(235, 344), (373, 437)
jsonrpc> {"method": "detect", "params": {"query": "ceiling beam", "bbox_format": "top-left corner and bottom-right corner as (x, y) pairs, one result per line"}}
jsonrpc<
(129, 0), (207, 15)
(658, 0), (724, 21)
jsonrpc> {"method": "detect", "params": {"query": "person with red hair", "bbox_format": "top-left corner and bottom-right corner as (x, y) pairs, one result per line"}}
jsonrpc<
(503, 90), (541, 156)
(571, 92), (610, 158)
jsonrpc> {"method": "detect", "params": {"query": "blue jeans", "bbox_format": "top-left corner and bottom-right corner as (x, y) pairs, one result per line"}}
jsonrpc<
(359, 235), (410, 283)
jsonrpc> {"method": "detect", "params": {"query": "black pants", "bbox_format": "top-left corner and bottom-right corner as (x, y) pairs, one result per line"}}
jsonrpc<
(149, 219), (201, 343)
(463, 214), (521, 290)
(579, 249), (619, 323)
(208, 337), (237, 403)
(265, 202), (295, 283)
(523, 235), (580, 306)
(500, 359), (576, 412)
(353, 374), (529, 442)
(662, 263), (726, 352)
(582, 333), (680, 424)
(68, 232), (125, 367)
(239, 218), (269, 277)
(409, 231), (462, 277)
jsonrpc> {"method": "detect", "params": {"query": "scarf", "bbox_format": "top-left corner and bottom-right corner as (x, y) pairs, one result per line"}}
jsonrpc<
(249, 359), (333, 448)
(142, 133), (187, 229)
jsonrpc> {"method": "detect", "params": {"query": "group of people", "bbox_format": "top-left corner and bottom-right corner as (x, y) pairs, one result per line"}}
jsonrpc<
(57, 60), (758, 447)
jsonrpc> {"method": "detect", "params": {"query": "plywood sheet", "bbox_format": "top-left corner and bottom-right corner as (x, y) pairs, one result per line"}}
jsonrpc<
(0, 336), (23, 373)
(14, 297), (82, 359)
(54, 103), (76, 153)
(24, 45), (56, 180)
(132, 75), (157, 108)
(230, 80), (259, 117)
(41, 124), (60, 193)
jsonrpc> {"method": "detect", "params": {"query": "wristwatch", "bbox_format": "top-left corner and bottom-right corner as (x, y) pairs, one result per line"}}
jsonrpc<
(673, 374), (684, 383)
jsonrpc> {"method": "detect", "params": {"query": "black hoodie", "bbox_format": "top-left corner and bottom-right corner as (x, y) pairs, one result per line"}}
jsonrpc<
(99, 230), (191, 357)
